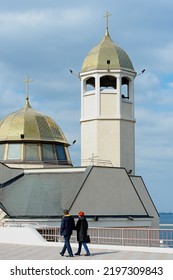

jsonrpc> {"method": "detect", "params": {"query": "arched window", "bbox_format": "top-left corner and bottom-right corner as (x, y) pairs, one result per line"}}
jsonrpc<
(86, 77), (95, 91)
(100, 75), (116, 90)
(121, 77), (130, 99)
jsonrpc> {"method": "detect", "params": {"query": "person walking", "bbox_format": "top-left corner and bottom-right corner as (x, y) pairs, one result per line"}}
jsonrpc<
(60, 209), (75, 257)
(75, 211), (90, 256)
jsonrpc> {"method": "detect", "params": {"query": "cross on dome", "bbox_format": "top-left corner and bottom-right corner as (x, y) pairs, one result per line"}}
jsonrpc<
(24, 76), (33, 100)
(104, 12), (112, 31)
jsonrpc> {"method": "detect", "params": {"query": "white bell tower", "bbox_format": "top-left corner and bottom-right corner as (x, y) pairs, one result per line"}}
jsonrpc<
(80, 17), (136, 174)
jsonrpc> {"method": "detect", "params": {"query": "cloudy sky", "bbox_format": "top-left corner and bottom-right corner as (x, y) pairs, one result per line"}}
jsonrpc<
(0, 0), (173, 212)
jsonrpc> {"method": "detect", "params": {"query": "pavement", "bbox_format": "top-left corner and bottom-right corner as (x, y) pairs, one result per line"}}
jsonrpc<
(1, 242), (173, 260)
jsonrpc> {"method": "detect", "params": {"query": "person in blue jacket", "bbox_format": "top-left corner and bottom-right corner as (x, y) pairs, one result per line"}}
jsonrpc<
(60, 209), (75, 257)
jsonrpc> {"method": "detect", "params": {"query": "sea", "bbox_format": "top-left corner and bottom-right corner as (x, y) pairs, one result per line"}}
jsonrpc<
(158, 213), (173, 247)
(159, 212), (173, 229)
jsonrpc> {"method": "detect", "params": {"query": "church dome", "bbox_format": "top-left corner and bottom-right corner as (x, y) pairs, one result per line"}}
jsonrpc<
(0, 98), (68, 144)
(0, 97), (72, 167)
(81, 30), (135, 73)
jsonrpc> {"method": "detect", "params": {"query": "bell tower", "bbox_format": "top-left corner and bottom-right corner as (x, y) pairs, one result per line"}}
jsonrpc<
(80, 17), (136, 174)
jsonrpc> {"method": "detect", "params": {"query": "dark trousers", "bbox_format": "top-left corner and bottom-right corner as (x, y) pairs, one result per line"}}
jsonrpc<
(77, 241), (90, 254)
(61, 235), (73, 256)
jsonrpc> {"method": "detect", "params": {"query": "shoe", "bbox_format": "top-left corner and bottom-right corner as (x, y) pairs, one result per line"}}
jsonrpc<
(59, 252), (64, 256)
(66, 255), (73, 257)
(75, 252), (80, 255)
(85, 253), (90, 256)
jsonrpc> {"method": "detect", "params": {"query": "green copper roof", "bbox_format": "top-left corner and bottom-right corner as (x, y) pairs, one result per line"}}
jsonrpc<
(81, 30), (135, 73)
(0, 98), (68, 144)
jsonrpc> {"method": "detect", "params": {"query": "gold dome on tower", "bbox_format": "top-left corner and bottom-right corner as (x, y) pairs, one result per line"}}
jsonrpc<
(81, 30), (135, 73)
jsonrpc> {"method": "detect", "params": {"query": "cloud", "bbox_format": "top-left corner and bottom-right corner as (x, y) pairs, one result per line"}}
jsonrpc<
(154, 42), (173, 72)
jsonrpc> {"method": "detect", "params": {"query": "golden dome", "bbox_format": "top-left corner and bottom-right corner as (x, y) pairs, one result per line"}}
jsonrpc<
(81, 30), (135, 73)
(0, 98), (69, 144)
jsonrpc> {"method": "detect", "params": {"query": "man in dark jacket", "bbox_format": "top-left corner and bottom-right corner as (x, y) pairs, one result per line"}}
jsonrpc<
(60, 209), (75, 257)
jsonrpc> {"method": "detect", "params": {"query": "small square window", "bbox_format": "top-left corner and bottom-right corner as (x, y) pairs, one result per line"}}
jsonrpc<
(42, 144), (55, 161)
(8, 144), (21, 160)
(56, 145), (67, 161)
(0, 144), (5, 160)
(25, 144), (39, 161)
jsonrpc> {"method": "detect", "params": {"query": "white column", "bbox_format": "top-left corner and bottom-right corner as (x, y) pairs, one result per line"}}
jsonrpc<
(80, 76), (85, 119)
(95, 74), (100, 117)
(130, 79), (135, 119)
(116, 74), (122, 118)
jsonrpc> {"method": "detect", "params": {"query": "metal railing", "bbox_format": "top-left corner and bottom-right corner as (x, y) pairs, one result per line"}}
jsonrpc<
(1, 221), (173, 248)
(37, 226), (173, 248)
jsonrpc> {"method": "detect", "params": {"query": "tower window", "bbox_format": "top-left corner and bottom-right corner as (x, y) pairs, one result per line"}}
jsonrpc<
(100, 75), (116, 89)
(121, 77), (130, 99)
(86, 77), (95, 91)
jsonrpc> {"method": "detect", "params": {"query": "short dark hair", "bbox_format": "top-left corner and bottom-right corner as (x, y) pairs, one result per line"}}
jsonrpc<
(63, 209), (69, 215)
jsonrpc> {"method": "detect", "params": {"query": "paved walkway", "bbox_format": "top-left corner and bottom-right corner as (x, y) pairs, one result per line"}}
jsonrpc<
(1, 242), (173, 260)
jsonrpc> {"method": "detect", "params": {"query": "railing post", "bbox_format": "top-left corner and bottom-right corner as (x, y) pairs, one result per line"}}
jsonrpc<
(122, 228), (124, 246)
(147, 229), (150, 247)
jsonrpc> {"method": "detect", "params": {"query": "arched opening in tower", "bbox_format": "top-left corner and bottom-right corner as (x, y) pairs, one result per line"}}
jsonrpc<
(100, 75), (116, 90)
(86, 77), (95, 91)
(121, 77), (130, 99)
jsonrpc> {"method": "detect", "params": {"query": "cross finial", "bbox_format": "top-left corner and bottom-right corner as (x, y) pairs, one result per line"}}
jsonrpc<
(104, 12), (112, 31)
(24, 76), (33, 100)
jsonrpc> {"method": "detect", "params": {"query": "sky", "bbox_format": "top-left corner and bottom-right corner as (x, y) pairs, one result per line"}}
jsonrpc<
(0, 0), (173, 212)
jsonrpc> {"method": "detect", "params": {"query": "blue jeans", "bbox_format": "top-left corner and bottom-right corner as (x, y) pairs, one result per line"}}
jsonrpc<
(61, 235), (73, 256)
(77, 241), (90, 254)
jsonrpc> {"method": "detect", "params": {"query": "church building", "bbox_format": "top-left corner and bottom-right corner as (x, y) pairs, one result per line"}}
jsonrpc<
(0, 16), (159, 228)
